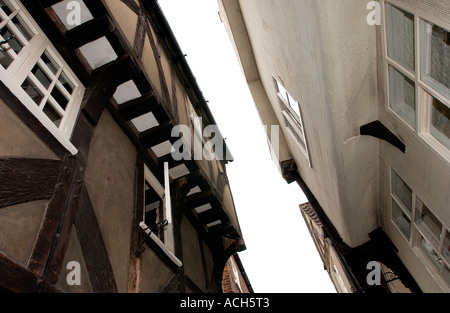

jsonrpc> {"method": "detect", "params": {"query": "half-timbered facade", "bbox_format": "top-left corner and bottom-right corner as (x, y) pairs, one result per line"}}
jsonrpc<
(0, 0), (245, 293)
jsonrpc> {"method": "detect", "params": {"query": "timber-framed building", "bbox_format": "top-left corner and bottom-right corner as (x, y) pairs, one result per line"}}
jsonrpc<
(0, 0), (245, 293)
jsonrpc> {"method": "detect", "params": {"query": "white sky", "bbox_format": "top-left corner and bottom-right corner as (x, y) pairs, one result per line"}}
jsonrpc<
(158, 0), (336, 293)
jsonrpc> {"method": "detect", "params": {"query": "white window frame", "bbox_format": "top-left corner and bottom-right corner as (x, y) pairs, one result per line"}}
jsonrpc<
(0, 0), (84, 155)
(273, 76), (311, 167)
(140, 163), (181, 267)
(389, 167), (450, 290)
(381, 0), (450, 162)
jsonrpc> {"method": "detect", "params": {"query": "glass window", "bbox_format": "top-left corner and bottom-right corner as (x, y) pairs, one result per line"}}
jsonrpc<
(11, 15), (33, 42)
(392, 199), (411, 239)
(430, 96), (450, 149)
(274, 77), (310, 164)
(0, 25), (23, 54)
(0, 50), (14, 69)
(21, 77), (43, 105)
(43, 103), (62, 127)
(59, 71), (74, 95)
(419, 235), (442, 270)
(31, 64), (52, 90)
(41, 51), (59, 75)
(51, 85), (69, 110)
(0, 0), (13, 16)
(420, 20), (450, 99)
(0, 0), (84, 155)
(385, 3), (415, 72)
(388, 65), (416, 127)
(415, 197), (442, 246)
(391, 169), (412, 214)
(144, 180), (164, 241)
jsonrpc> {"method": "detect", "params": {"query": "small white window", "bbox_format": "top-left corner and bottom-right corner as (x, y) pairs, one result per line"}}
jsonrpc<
(273, 77), (310, 166)
(383, 1), (450, 160)
(0, 0), (84, 154)
(420, 21), (450, 99)
(390, 167), (450, 287)
(139, 164), (181, 267)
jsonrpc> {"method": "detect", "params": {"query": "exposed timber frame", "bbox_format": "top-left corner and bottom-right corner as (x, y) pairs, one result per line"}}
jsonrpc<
(1, 0), (244, 293)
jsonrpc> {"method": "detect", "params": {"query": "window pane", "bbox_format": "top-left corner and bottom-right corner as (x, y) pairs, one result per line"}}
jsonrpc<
(389, 65), (416, 127)
(430, 97), (450, 149)
(50, 85), (69, 110)
(283, 113), (306, 151)
(0, 0), (13, 17)
(0, 50), (13, 69)
(0, 25), (23, 54)
(419, 235), (441, 270)
(391, 169), (412, 214)
(58, 71), (74, 94)
(43, 103), (62, 127)
(41, 51), (59, 75)
(392, 199), (411, 239)
(415, 197), (442, 246)
(385, 3), (415, 72)
(31, 64), (52, 90)
(421, 21), (450, 98)
(11, 16), (33, 42)
(21, 77), (43, 105)
(288, 93), (301, 117)
(277, 81), (288, 105)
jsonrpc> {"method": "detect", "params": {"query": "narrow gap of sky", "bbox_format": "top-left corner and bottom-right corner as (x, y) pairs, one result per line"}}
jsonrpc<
(157, 0), (336, 293)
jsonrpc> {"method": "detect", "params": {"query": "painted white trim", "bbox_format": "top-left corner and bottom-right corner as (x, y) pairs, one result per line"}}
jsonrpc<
(382, 0), (450, 163)
(0, 0), (84, 155)
(144, 165), (165, 198)
(139, 221), (182, 268)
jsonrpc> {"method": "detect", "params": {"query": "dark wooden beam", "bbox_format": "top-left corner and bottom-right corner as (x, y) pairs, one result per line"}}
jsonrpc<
(207, 223), (235, 240)
(0, 251), (64, 293)
(197, 206), (227, 226)
(81, 0), (108, 18)
(177, 169), (208, 191)
(360, 120), (406, 153)
(39, 0), (63, 7)
(128, 155), (144, 293)
(118, 93), (159, 121)
(74, 183), (118, 293)
(151, 105), (170, 124)
(139, 121), (174, 148)
(70, 113), (94, 166)
(0, 252), (39, 293)
(65, 15), (112, 49)
(185, 190), (215, 210)
(82, 54), (136, 125)
(0, 158), (62, 209)
(44, 165), (84, 285)
(27, 154), (77, 278)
